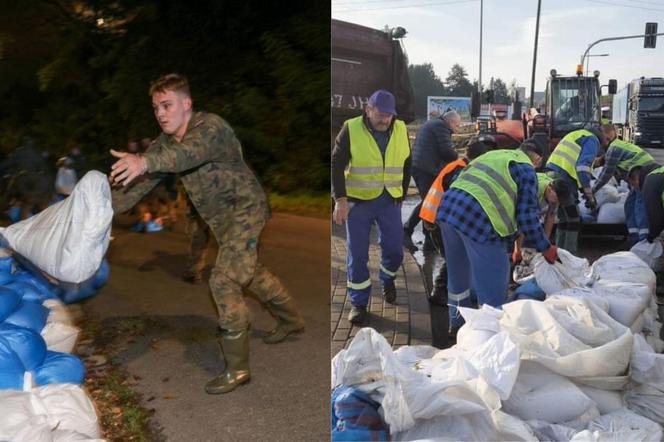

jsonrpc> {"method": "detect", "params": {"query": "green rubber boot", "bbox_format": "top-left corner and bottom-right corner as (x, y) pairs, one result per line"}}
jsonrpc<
(263, 296), (305, 344)
(205, 328), (251, 394)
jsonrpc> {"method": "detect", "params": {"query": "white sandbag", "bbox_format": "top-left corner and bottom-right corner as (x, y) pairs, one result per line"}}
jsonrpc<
(392, 412), (500, 442)
(590, 252), (657, 293)
(500, 299), (633, 379)
(332, 328), (493, 433)
(544, 296), (620, 347)
(52, 429), (105, 441)
(43, 299), (75, 326)
(626, 384), (664, 424)
(595, 185), (621, 206)
(456, 305), (502, 351)
(0, 171), (112, 283)
(533, 249), (591, 295)
(630, 334), (664, 392)
(526, 420), (579, 442)
(631, 240), (664, 270)
(392, 345), (439, 368)
(35, 384), (100, 439)
(591, 281), (652, 327)
(503, 361), (596, 423)
(551, 287), (610, 312)
(577, 408), (663, 442)
(577, 385), (623, 414)
(596, 202), (626, 224)
(41, 322), (80, 354)
(631, 313), (647, 334)
(0, 389), (51, 441)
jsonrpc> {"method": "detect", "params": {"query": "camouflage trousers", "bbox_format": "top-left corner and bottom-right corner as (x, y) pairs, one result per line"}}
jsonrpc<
(186, 211), (211, 277)
(209, 216), (289, 332)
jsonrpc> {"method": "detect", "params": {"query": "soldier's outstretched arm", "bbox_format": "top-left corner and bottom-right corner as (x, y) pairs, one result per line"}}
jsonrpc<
(143, 120), (228, 173)
(111, 173), (163, 214)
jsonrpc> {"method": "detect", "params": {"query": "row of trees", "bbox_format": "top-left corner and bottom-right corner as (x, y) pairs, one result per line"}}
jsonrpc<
(0, 0), (328, 194)
(408, 63), (513, 120)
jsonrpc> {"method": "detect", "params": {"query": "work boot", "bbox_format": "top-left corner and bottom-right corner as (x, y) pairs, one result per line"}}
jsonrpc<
(263, 296), (305, 344)
(348, 306), (367, 325)
(382, 281), (397, 304)
(205, 328), (251, 394)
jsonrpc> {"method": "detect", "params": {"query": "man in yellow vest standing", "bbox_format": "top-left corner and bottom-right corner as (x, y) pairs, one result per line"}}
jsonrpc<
(545, 127), (606, 254)
(437, 140), (558, 335)
(594, 124), (659, 246)
(331, 90), (412, 325)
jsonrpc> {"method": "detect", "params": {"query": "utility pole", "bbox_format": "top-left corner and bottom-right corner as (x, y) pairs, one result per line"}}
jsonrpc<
(529, 0), (542, 109)
(479, 0), (483, 96)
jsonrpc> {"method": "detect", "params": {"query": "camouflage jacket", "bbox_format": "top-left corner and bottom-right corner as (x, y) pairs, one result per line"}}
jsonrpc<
(112, 111), (269, 238)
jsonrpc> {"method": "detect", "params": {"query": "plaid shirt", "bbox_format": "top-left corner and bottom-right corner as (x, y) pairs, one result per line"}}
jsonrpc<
(437, 162), (551, 252)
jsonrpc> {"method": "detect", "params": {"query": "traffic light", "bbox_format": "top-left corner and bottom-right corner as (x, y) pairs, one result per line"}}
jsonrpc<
(484, 89), (494, 104)
(645, 22), (657, 48)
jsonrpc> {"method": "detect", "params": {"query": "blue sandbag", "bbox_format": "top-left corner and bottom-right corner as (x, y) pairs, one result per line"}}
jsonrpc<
(0, 256), (14, 285)
(60, 279), (96, 304)
(35, 351), (85, 386)
(4, 281), (44, 304)
(514, 278), (546, 301)
(92, 259), (110, 290)
(0, 336), (25, 390)
(0, 323), (47, 370)
(4, 301), (49, 333)
(332, 386), (389, 442)
(13, 271), (59, 300)
(0, 286), (22, 322)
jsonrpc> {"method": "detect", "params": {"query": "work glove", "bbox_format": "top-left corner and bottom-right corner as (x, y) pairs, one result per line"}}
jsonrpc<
(333, 198), (350, 225)
(542, 245), (559, 264)
(512, 249), (522, 265)
(583, 187), (597, 211)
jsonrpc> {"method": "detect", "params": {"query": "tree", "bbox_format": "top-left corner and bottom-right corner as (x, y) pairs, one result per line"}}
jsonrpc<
(408, 63), (446, 120)
(445, 64), (473, 97)
(492, 78), (509, 104)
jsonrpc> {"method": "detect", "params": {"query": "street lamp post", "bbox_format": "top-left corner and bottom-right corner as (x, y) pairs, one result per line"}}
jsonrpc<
(584, 53), (610, 76)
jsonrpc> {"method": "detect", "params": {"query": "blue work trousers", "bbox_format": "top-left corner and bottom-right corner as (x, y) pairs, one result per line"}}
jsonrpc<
(439, 221), (510, 327)
(346, 192), (404, 307)
(625, 188), (649, 245)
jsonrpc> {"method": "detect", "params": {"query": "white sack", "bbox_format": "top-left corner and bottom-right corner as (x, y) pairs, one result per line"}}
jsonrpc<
(0, 171), (112, 283)
(500, 299), (633, 379)
(595, 185), (621, 206)
(332, 328), (493, 433)
(526, 420), (579, 442)
(551, 287), (610, 312)
(576, 385), (623, 414)
(630, 334), (664, 392)
(631, 240), (664, 270)
(41, 322), (80, 354)
(533, 249), (591, 295)
(575, 408), (663, 442)
(35, 384), (100, 439)
(591, 281), (652, 327)
(0, 389), (51, 442)
(456, 305), (502, 351)
(590, 252), (657, 293)
(503, 361), (596, 424)
(43, 299), (75, 326)
(596, 202), (626, 224)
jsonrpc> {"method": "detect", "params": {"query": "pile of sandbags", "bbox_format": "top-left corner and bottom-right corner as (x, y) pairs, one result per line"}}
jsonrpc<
(578, 168), (631, 224)
(333, 249), (664, 441)
(0, 172), (114, 441)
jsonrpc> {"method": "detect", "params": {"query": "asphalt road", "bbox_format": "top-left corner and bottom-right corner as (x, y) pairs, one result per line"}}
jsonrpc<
(86, 213), (330, 442)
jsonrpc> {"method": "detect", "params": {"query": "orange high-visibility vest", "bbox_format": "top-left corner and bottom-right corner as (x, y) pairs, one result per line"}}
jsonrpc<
(419, 158), (468, 223)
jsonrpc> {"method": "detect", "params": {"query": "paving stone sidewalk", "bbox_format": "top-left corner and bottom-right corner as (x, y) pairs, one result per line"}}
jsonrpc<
(331, 225), (432, 356)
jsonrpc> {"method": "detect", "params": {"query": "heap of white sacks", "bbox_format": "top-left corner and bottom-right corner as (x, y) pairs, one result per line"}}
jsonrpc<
(578, 167), (630, 225)
(332, 249), (664, 441)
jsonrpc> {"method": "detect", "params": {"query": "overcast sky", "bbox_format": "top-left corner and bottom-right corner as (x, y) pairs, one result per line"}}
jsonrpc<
(332, 0), (664, 95)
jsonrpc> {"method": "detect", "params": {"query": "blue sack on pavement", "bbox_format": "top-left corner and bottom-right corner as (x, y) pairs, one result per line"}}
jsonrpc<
(331, 385), (389, 442)
(4, 301), (49, 333)
(0, 323), (47, 370)
(0, 286), (22, 322)
(13, 270), (59, 300)
(0, 256), (14, 285)
(60, 280), (97, 304)
(35, 351), (85, 386)
(0, 336), (25, 390)
(514, 278), (546, 301)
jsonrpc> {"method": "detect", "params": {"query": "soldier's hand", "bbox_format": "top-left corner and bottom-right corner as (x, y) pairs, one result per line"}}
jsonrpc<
(109, 149), (148, 186)
(333, 197), (350, 225)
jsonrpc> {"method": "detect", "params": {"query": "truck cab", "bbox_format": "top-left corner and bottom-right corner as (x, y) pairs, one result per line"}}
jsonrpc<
(613, 77), (664, 147)
(546, 73), (601, 141)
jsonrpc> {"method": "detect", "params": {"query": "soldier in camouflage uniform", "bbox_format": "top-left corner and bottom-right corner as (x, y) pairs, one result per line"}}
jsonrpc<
(110, 74), (305, 394)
